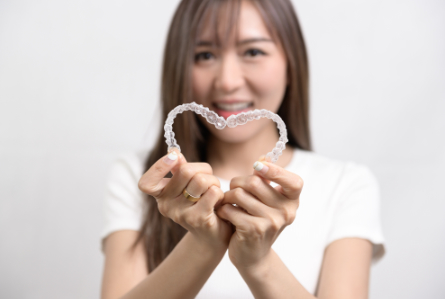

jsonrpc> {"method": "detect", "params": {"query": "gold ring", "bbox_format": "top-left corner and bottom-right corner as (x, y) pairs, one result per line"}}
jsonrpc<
(183, 188), (201, 202)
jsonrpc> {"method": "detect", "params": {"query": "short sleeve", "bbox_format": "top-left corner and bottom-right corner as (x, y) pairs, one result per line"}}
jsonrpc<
(325, 162), (386, 265)
(100, 152), (148, 253)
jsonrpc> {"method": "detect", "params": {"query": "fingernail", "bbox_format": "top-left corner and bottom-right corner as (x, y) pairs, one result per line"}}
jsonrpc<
(164, 151), (178, 164)
(253, 161), (269, 174)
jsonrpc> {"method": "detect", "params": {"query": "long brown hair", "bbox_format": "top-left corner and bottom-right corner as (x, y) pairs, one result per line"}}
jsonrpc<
(133, 0), (312, 273)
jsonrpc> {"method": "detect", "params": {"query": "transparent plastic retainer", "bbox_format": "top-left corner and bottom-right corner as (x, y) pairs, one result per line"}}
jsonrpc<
(164, 102), (288, 163)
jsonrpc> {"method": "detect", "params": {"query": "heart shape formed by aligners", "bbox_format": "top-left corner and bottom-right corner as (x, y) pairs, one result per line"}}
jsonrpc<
(164, 102), (288, 163)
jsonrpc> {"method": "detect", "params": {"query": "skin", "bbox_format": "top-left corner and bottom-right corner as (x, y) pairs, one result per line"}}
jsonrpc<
(192, 0), (292, 179)
(101, 1), (374, 298)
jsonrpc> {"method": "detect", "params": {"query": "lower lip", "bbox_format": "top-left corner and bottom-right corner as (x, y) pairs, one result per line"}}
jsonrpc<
(213, 105), (252, 119)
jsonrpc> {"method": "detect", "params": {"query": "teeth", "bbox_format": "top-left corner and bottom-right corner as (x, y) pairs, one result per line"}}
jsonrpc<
(215, 102), (251, 111)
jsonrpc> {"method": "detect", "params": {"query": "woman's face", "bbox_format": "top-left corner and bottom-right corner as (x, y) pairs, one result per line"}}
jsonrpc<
(192, 0), (288, 144)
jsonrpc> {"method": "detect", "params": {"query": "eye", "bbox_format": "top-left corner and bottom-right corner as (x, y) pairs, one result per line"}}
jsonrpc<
(195, 52), (214, 61)
(245, 48), (265, 57)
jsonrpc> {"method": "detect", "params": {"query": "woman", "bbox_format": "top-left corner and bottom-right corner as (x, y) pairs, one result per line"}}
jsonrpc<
(100, 0), (386, 298)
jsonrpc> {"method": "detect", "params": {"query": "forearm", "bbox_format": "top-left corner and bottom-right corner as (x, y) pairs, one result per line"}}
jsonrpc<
(237, 249), (316, 299)
(122, 232), (226, 299)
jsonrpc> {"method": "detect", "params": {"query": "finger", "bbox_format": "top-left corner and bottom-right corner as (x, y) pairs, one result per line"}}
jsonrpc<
(170, 150), (187, 175)
(258, 154), (272, 163)
(222, 187), (273, 217)
(194, 185), (225, 214)
(252, 160), (303, 199)
(255, 155), (271, 184)
(138, 149), (182, 198)
(216, 203), (257, 230)
(155, 178), (171, 196)
(162, 162), (213, 200)
(230, 175), (283, 208)
(184, 173), (220, 199)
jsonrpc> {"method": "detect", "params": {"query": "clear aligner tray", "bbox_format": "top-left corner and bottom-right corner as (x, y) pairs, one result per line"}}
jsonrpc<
(164, 102), (288, 163)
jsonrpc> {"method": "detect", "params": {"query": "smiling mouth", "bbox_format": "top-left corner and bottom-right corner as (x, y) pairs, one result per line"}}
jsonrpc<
(212, 102), (254, 119)
(213, 102), (253, 111)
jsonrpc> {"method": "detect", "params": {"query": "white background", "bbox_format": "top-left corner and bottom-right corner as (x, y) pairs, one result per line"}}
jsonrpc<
(1, 0), (444, 298)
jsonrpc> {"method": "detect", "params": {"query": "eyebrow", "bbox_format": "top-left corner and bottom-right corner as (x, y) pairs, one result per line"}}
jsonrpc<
(196, 37), (274, 47)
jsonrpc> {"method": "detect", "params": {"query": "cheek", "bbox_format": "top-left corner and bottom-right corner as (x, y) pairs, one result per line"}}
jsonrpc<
(248, 59), (287, 108)
(192, 67), (213, 100)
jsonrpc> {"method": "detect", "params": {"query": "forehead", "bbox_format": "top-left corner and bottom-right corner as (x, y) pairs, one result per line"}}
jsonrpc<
(196, 0), (273, 46)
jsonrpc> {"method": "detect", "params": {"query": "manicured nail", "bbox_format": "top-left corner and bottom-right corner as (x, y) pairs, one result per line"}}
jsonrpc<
(253, 161), (269, 174)
(164, 151), (178, 164)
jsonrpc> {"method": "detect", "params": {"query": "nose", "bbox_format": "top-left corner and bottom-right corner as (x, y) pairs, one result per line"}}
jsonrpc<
(214, 53), (245, 93)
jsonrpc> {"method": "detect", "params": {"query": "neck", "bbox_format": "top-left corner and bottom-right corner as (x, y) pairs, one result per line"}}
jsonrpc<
(206, 123), (293, 181)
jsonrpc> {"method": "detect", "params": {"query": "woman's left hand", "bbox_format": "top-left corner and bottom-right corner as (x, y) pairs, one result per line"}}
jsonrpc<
(215, 158), (303, 271)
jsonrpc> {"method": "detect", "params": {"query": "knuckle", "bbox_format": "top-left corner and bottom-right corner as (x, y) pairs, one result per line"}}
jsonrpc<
(233, 187), (245, 198)
(268, 166), (280, 179)
(247, 175), (262, 190)
(138, 179), (149, 194)
(179, 164), (194, 179)
(212, 176), (221, 188)
(138, 177), (153, 195)
(199, 213), (214, 229)
(220, 204), (231, 216)
(268, 217), (281, 233)
(157, 201), (167, 217)
(203, 218), (214, 230)
(295, 175), (304, 189)
(229, 176), (242, 190)
(208, 185), (221, 197)
(252, 222), (266, 238)
(282, 207), (296, 224)
(194, 173), (207, 188)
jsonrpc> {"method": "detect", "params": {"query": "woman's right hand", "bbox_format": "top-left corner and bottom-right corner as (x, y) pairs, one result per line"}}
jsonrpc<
(138, 149), (233, 252)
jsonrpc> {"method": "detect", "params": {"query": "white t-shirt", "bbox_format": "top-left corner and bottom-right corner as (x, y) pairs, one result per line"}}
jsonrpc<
(100, 147), (386, 297)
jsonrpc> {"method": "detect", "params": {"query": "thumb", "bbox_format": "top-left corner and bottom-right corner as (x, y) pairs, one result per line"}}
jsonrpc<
(253, 155), (272, 184)
(170, 149), (187, 176)
(138, 148), (183, 197)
